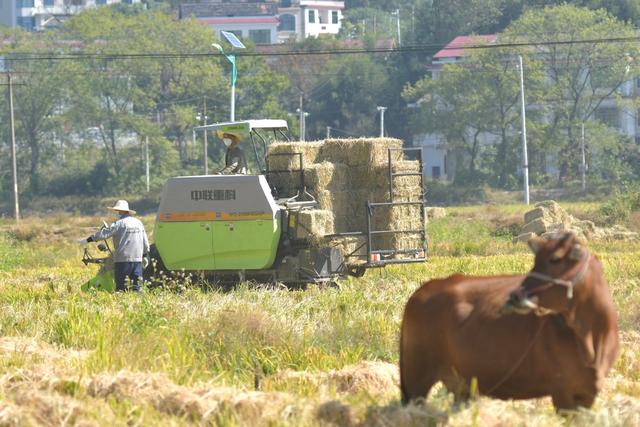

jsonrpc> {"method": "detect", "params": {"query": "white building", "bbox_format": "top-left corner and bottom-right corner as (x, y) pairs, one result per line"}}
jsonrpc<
(179, 0), (344, 45)
(0, 0), (140, 31)
(277, 0), (343, 43)
(180, 1), (280, 45)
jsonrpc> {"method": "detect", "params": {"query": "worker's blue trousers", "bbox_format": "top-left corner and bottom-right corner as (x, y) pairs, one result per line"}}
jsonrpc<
(114, 262), (143, 292)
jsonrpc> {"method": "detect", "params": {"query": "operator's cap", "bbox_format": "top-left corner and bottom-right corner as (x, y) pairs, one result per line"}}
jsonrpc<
(108, 199), (136, 215)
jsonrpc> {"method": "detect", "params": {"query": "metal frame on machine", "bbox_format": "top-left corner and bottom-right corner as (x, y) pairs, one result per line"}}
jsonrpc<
(265, 146), (428, 274)
(364, 147), (427, 267)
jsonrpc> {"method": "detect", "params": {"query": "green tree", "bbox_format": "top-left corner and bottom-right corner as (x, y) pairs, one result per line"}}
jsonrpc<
(306, 54), (391, 139)
(504, 5), (640, 183)
(404, 40), (543, 186)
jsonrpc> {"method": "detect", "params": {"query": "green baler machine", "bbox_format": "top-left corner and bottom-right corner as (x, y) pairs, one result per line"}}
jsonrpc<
(154, 175), (281, 271)
(82, 119), (428, 289)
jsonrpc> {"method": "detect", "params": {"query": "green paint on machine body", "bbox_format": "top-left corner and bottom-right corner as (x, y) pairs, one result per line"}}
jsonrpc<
(81, 268), (116, 293)
(153, 175), (282, 271)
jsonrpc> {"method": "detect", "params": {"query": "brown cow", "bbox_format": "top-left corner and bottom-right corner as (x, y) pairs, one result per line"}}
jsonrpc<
(400, 232), (619, 410)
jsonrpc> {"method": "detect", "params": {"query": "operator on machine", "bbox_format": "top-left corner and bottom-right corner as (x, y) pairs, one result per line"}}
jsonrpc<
(218, 132), (248, 174)
(80, 200), (150, 292)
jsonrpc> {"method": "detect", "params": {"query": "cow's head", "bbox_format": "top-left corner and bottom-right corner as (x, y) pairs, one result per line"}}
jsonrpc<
(504, 232), (590, 315)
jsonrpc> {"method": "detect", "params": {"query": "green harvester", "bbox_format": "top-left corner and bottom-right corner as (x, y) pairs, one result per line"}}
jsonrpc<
(82, 120), (428, 290)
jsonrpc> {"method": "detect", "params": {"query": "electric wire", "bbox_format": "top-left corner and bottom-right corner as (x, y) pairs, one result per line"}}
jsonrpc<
(3, 34), (640, 62)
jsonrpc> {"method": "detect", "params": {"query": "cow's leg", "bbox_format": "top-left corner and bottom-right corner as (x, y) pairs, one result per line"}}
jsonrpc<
(400, 365), (437, 404)
(400, 307), (440, 405)
(440, 373), (472, 410)
(400, 342), (438, 404)
(551, 391), (577, 412)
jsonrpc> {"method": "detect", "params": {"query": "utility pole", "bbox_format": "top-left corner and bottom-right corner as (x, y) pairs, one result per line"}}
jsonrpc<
(192, 128), (196, 160)
(203, 97), (208, 175)
(145, 136), (150, 192)
(8, 74), (19, 222)
(377, 106), (387, 137)
(298, 94), (304, 141)
(391, 9), (401, 46)
(326, 126), (331, 138)
(581, 123), (586, 192)
(517, 55), (530, 205)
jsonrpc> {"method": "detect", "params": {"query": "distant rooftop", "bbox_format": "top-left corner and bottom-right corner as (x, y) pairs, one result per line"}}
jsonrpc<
(433, 35), (497, 60)
(179, 1), (279, 19)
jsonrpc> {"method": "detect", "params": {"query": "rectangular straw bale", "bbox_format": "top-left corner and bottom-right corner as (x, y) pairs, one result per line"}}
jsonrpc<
(318, 138), (403, 167)
(347, 161), (422, 199)
(268, 171), (302, 197)
(315, 190), (350, 232)
(374, 203), (424, 231)
(322, 235), (367, 264)
(304, 162), (348, 191)
(390, 233), (426, 252)
(295, 209), (335, 240)
(267, 141), (323, 170)
(347, 166), (389, 190)
(344, 189), (389, 232)
(391, 160), (423, 201)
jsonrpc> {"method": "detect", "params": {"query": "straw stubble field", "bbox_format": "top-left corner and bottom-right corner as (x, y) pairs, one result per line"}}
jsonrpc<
(0, 204), (639, 426)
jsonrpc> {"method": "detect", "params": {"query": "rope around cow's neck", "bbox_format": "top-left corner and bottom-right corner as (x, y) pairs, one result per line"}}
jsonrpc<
(485, 316), (548, 396)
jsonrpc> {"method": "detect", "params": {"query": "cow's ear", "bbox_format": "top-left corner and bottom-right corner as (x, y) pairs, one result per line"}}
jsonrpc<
(528, 236), (544, 254)
(569, 243), (585, 261)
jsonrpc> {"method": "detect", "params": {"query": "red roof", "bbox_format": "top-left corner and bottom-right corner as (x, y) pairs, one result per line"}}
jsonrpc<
(433, 35), (496, 59)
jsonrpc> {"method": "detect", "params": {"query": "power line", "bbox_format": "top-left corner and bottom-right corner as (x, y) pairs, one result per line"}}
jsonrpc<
(3, 35), (640, 62)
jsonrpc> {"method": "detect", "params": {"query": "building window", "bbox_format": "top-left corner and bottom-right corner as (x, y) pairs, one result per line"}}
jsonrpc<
(432, 166), (441, 180)
(278, 14), (295, 31)
(331, 10), (339, 24)
(16, 0), (34, 8)
(43, 0), (54, 6)
(594, 107), (620, 129)
(16, 16), (35, 30)
(248, 29), (271, 45)
(95, 0), (106, 4)
(308, 10), (315, 23)
(280, 0), (291, 6)
(122, 0), (133, 4)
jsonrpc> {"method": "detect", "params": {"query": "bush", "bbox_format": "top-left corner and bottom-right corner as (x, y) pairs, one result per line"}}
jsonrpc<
(598, 183), (640, 225)
(46, 162), (113, 197)
(425, 181), (487, 205)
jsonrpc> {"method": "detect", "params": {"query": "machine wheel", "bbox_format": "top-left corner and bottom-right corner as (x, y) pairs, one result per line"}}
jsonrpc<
(348, 265), (367, 278)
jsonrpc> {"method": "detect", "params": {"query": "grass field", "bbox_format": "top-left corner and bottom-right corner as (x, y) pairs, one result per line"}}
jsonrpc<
(0, 203), (639, 426)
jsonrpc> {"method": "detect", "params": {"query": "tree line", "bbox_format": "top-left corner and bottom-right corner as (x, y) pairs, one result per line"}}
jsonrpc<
(1, 3), (640, 206)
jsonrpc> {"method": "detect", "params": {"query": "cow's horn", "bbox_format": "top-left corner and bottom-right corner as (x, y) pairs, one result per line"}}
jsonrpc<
(528, 235), (544, 254)
(569, 243), (584, 261)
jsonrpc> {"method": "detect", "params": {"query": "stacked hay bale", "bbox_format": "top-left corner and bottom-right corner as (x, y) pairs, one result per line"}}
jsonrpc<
(267, 138), (425, 262)
(514, 200), (639, 242)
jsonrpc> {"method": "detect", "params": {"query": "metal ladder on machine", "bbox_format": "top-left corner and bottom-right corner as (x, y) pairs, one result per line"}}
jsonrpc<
(365, 147), (428, 266)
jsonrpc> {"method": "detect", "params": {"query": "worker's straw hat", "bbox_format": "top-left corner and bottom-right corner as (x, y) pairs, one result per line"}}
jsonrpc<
(217, 131), (241, 141)
(108, 199), (136, 215)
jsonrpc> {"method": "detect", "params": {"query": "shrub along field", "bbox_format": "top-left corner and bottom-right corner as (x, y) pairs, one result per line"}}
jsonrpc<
(0, 203), (639, 426)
